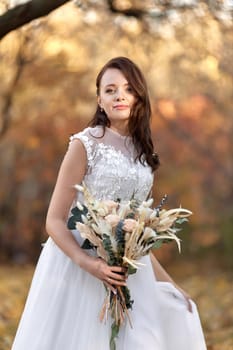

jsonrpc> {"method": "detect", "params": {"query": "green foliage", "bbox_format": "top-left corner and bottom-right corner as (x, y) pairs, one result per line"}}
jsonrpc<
(110, 322), (120, 350)
(175, 218), (188, 225)
(67, 205), (88, 230)
(151, 240), (163, 249)
(125, 212), (135, 219)
(129, 198), (139, 211)
(115, 221), (125, 263)
(0, 9), (232, 265)
(127, 265), (137, 275)
(81, 239), (93, 250)
(121, 285), (134, 310)
(102, 234), (117, 266)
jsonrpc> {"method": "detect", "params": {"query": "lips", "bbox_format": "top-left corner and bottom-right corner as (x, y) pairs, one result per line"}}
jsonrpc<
(113, 105), (129, 110)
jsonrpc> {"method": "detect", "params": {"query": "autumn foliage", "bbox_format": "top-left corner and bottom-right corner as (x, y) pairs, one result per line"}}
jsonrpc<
(0, 2), (232, 349)
(0, 3), (232, 264)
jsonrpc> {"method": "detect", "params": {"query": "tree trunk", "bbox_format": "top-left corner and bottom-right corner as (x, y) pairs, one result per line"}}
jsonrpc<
(0, 0), (70, 40)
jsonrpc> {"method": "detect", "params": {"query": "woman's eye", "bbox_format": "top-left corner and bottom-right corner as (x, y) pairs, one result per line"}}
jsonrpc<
(126, 86), (133, 93)
(105, 86), (133, 94)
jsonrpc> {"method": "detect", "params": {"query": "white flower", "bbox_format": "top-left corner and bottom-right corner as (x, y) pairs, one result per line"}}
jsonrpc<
(118, 202), (131, 219)
(123, 219), (137, 232)
(105, 214), (120, 227)
(142, 227), (157, 240)
(160, 208), (192, 218)
(74, 184), (84, 192)
(97, 208), (108, 217)
(81, 214), (89, 224)
(76, 201), (84, 211)
(102, 200), (118, 213)
(75, 222), (92, 238)
(137, 207), (148, 222)
(149, 211), (159, 220)
(141, 198), (154, 207)
(91, 223), (101, 234)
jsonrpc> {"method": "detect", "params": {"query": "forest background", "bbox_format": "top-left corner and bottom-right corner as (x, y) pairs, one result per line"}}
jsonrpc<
(0, 1), (232, 349)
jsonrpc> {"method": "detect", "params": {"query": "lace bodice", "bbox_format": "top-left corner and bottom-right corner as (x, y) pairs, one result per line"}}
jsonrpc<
(69, 126), (154, 202)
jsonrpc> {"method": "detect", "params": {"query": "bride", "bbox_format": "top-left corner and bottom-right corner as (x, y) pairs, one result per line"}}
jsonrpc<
(12, 56), (207, 350)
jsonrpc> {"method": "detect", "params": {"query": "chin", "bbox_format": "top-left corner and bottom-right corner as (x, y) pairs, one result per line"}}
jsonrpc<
(111, 113), (130, 120)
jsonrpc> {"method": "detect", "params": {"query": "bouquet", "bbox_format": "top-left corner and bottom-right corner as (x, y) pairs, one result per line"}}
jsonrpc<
(67, 183), (192, 350)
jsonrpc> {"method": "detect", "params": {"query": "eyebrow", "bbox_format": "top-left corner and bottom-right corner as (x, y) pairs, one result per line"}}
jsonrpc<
(104, 83), (129, 88)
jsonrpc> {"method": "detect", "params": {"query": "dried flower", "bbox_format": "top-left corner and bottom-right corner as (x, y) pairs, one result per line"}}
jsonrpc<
(67, 182), (192, 350)
(105, 214), (120, 227)
(123, 219), (137, 232)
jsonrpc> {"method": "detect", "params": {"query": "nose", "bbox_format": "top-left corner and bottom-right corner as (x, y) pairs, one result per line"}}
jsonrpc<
(115, 88), (125, 101)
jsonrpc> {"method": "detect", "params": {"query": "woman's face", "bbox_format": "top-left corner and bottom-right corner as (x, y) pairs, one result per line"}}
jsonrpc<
(98, 68), (136, 129)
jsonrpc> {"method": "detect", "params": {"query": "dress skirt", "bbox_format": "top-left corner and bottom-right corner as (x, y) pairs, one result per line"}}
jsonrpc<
(12, 233), (207, 350)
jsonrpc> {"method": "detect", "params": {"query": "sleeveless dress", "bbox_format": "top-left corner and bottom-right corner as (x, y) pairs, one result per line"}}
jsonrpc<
(12, 126), (207, 350)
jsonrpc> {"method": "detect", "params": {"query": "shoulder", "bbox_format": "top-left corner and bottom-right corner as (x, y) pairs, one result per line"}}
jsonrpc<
(70, 126), (104, 143)
(68, 126), (104, 169)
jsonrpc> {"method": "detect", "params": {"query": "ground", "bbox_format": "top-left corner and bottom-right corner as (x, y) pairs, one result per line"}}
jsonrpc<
(0, 255), (232, 350)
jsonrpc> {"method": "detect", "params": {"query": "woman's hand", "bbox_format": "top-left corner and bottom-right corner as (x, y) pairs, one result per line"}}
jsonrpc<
(82, 256), (127, 294)
(149, 253), (193, 313)
(174, 284), (193, 313)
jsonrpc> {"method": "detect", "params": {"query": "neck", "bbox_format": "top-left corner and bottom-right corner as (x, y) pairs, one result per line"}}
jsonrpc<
(109, 122), (129, 136)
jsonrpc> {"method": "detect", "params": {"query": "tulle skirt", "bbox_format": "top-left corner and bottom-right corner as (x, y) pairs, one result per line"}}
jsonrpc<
(12, 234), (207, 350)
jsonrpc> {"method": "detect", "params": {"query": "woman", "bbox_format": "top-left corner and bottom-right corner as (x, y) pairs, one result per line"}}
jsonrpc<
(12, 57), (206, 349)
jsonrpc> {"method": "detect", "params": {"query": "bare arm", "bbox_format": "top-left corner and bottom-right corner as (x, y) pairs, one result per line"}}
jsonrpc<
(150, 252), (193, 312)
(45, 139), (126, 291)
(46, 139), (88, 266)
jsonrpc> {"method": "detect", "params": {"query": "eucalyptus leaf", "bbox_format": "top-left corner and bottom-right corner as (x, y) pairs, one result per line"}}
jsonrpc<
(110, 322), (120, 350)
(67, 205), (88, 229)
(151, 240), (163, 249)
(81, 239), (93, 250)
(174, 227), (182, 233)
(115, 221), (125, 263)
(121, 285), (134, 310)
(127, 265), (137, 275)
(125, 212), (135, 219)
(67, 215), (77, 230)
(103, 234), (117, 266)
(176, 217), (188, 224)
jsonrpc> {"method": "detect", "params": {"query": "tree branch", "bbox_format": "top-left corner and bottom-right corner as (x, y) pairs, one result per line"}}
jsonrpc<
(0, 0), (70, 40)
(106, 0), (146, 18)
(0, 33), (31, 137)
(0, 0), (232, 40)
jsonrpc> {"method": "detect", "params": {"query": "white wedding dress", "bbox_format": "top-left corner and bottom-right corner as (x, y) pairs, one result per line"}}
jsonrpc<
(12, 126), (207, 350)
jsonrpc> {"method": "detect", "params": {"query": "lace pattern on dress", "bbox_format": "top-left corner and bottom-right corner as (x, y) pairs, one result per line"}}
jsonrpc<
(69, 127), (154, 202)
(69, 132), (96, 172)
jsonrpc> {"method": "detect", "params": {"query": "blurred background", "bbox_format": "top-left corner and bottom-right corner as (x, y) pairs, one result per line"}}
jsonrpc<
(0, 1), (232, 349)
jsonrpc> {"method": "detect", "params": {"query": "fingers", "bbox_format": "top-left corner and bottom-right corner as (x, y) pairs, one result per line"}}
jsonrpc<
(109, 270), (127, 281)
(104, 281), (117, 295)
(97, 260), (127, 286)
(105, 265), (127, 283)
(182, 292), (193, 313)
(186, 298), (193, 313)
(111, 266), (127, 274)
(174, 284), (193, 313)
(106, 275), (127, 287)
(104, 265), (127, 287)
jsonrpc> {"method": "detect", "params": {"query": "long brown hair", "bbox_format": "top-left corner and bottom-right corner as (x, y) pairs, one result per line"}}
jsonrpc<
(89, 57), (160, 172)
